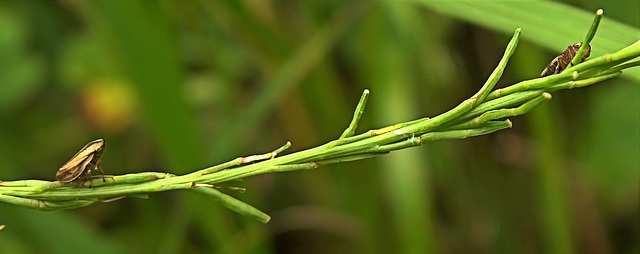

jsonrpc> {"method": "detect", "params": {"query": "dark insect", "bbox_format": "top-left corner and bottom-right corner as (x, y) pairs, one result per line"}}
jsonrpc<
(56, 139), (106, 187)
(540, 42), (591, 77)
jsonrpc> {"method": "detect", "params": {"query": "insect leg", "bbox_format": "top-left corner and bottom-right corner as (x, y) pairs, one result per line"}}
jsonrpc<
(85, 163), (93, 188)
(95, 159), (106, 182)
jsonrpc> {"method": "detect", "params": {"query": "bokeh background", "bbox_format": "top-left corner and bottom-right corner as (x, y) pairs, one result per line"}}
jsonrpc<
(0, 1), (638, 253)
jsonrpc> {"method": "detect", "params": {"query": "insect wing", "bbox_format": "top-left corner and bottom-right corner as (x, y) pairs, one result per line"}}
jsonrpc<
(540, 42), (592, 78)
(56, 153), (94, 183)
(55, 139), (105, 184)
(540, 56), (561, 77)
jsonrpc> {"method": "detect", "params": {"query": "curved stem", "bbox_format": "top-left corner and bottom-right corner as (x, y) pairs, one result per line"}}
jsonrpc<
(1, 27), (638, 223)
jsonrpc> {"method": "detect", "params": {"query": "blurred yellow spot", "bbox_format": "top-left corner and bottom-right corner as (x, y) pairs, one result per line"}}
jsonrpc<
(80, 79), (138, 134)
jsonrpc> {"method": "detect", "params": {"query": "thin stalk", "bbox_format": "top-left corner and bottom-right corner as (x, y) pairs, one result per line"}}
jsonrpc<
(338, 89), (370, 140)
(470, 28), (521, 106)
(571, 9), (603, 66)
(1, 26), (638, 222)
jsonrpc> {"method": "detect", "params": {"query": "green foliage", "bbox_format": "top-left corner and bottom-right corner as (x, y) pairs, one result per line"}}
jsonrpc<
(0, 1), (638, 253)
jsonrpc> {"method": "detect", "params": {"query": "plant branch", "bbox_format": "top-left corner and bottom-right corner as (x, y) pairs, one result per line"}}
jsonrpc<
(338, 89), (370, 140)
(572, 9), (603, 66)
(2, 22), (639, 223)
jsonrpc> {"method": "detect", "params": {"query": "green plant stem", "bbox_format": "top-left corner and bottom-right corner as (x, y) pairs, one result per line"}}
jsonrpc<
(450, 91), (543, 127)
(471, 28), (521, 106)
(375, 120), (512, 152)
(486, 39), (639, 101)
(572, 9), (603, 66)
(449, 93), (551, 130)
(195, 188), (271, 223)
(0, 194), (94, 211)
(546, 72), (622, 91)
(2, 27), (638, 223)
(338, 89), (370, 140)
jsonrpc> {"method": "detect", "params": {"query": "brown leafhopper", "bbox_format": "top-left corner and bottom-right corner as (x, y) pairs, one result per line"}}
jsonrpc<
(540, 42), (591, 77)
(56, 139), (106, 187)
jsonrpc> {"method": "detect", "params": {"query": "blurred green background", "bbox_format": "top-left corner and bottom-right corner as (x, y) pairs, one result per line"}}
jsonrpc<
(0, 0), (638, 253)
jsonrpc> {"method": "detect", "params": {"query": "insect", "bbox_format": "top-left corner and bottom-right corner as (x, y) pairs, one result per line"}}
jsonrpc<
(56, 139), (106, 187)
(540, 42), (591, 77)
